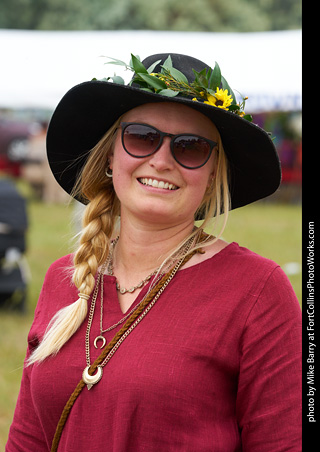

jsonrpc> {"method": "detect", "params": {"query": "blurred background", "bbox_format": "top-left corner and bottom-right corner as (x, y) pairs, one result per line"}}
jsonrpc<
(0, 0), (302, 447)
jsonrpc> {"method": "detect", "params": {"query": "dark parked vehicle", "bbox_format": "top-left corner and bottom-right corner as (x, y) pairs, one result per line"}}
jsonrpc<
(0, 178), (29, 311)
(0, 118), (35, 176)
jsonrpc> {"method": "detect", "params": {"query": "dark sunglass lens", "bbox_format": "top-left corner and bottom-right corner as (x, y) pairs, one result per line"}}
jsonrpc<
(123, 124), (161, 157)
(173, 136), (211, 168)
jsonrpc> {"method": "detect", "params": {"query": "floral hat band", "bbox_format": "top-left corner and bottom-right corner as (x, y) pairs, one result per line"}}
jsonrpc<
(94, 53), (253, 122)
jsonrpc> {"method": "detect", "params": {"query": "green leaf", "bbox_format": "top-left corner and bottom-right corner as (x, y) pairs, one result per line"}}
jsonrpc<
(209, 62), (221, 90)
(130, 54), (148, 74)
(162, 55), (173, 70)
(138, 73), (167, 90)
(157, 89), (179, 97)
(129, 76), (149, 88)
(221, 75), (236, 104)
(206, 88), (216, 97)
(228, 104), (240, 112)
(103, 56), (130, 68)
(193, 68), (208, 88)
(140, 88), (156, 93)
(92, 77), (116, 82)
(169, 67), (188, 84)
(243, 114), (253, 122)
(129, 54), (140, 64)
(147, 59), (162, 74)
(108, 75), (125, 85)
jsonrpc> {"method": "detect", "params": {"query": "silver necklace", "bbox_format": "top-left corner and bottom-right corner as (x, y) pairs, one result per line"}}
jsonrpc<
(107, 237), (160, 294)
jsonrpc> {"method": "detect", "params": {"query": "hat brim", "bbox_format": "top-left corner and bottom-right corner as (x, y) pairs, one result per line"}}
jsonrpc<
(46, 80), (281, 211)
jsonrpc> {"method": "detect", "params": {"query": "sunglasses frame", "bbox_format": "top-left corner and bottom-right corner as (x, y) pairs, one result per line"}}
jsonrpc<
(120, 122), (217, 169)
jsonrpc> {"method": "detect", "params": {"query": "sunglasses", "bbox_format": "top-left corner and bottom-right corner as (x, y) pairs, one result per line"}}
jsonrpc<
(120, 122), (217, 169)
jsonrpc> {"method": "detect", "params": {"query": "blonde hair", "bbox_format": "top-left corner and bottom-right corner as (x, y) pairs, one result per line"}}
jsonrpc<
(27, 113), (230, 366)
(197, 133), (230, 239)
(27, 118), (121, 366)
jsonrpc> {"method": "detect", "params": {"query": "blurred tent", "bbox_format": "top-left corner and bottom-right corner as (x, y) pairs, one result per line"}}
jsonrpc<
(0, 29), (302, 202)
(0, 29), (301, 113)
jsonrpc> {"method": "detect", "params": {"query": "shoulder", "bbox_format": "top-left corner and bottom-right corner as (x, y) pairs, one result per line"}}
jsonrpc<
(43, 254), (74, 283)
(226, 243), (294, 290)
(46, 253), (74, 273)
(225, 244), (301, 317)
(28, 254), (77, 339)
(39, 254), (76, 307)
(197, 239), (279, 276)
(225, 242), (292, 294)
(227, 242), (279, 272)
(191, 240), (297, 304)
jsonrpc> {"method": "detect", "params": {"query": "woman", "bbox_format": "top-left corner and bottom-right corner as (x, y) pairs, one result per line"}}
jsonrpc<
(7, 53), (301, 452)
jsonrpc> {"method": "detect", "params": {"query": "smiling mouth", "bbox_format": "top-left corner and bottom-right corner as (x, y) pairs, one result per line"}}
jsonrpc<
(138, 178), (179, 190)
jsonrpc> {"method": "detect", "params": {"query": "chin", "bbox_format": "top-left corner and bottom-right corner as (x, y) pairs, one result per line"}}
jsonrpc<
(135, 204), (196, 226)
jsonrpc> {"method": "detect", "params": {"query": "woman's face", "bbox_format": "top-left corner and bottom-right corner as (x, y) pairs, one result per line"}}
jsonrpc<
(109, 102), (219, 227)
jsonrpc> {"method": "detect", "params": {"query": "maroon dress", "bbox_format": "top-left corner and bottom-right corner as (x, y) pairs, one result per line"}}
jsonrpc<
(7, 243), (302, 451)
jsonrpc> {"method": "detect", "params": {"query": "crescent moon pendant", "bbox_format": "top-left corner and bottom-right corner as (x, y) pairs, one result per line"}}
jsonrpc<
(82, 366), (103, 390)
(94, 335), (106, 349)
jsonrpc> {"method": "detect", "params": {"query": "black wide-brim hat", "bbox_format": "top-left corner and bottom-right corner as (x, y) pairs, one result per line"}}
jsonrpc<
(47, 53), (281, 211)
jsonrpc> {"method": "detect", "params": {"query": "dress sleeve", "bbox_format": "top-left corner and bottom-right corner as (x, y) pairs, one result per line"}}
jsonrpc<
(236, 266), (302, 451)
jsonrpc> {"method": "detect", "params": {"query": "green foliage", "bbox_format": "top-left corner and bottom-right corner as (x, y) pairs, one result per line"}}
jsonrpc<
(98, 54), (252, 120)
(0, 0), (302, 31)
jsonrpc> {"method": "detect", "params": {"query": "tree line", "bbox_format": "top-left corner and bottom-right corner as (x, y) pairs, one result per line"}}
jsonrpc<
(0, 0), (301, 32)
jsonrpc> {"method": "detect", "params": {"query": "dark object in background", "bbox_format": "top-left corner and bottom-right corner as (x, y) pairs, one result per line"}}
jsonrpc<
(0, 118), (34, 177)
(0, 179), (29, 312)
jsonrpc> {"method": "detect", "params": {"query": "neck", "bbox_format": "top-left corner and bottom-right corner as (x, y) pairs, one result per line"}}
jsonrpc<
(113, 217), (196, 276)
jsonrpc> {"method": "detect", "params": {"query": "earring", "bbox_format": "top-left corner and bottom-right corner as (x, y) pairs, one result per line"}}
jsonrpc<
(105, 167), (113, 178)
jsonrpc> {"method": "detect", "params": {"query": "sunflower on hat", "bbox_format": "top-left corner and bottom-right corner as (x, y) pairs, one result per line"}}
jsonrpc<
(203, 88), (233, 110)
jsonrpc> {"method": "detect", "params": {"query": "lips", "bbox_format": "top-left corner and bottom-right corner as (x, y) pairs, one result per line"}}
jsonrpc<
(138, 178), (179, 190)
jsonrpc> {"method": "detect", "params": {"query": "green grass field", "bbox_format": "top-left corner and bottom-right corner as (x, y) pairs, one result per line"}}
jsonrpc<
(0, 196), (301, 447)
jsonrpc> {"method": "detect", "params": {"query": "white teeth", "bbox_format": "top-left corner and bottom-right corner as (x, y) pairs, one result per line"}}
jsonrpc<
(139, 178), (178, 190)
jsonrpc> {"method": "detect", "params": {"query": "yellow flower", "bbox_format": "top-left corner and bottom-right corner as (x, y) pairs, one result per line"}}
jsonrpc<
(204, 88), (233, 110)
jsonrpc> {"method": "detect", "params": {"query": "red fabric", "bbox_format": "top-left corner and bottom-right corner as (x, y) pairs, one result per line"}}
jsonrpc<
(6, 243), (302, 452)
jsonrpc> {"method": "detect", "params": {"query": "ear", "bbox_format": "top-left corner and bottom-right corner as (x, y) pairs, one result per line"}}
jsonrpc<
(207, 170), (215, 189)
(107, 153), (114, 170)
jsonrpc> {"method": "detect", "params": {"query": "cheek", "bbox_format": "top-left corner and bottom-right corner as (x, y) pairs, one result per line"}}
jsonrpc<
(188, 156), (215, 191)
(183, 171), (212, 209)
(110, 146), (144, 201)
(186, 159), (216, 209)
(110, 135), (135, 175)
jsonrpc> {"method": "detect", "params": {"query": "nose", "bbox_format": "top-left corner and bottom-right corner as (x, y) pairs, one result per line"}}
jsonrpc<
(148, 136), (175, 171)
